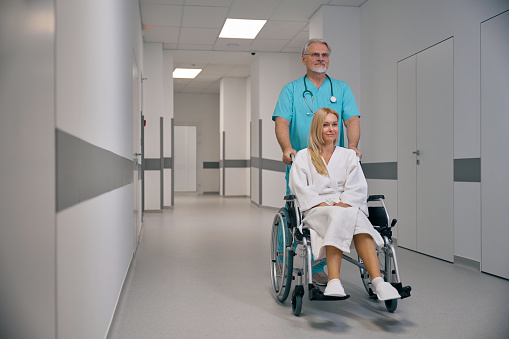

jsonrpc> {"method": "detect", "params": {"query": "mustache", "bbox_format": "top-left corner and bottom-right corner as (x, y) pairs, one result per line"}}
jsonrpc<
(315, 61), (326, 66)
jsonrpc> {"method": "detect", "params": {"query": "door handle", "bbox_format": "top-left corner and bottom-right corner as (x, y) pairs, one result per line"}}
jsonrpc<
(412, 150), (420, 156)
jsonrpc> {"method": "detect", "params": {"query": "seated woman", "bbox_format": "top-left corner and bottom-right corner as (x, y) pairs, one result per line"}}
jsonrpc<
(289, 107), (400, 300)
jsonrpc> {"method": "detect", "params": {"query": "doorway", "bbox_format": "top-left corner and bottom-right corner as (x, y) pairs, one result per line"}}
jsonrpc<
(397, 38), (454, 262)
(174, 125), (199, 194)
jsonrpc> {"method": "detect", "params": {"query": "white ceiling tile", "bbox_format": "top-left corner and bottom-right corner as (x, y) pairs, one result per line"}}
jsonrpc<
(179, 27), (220, 45)
(195, 74), (222, 82)
(256, 20), (307, 40)
(213, 38), (253, 51)
(177, 44), (215, 50)
(228, 0), (280, 19)
(271, 0), (327, 21)
(281, 47), (302, 53)
(182, 6), (229, 28)
(202, 82), (221, 94)
(250, 39), (288, 52)
(141, 4), (183, 26)
(224, 65), (251, 77)
(144, 27), (180, 43)
(175, 62), (208, 68)
(200, 65), (234, 75)
(286, 30), (310, 49)
(185, 0), (233, 6)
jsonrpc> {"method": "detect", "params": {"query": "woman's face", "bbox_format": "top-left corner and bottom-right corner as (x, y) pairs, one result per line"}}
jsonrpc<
(322, 113), (339, 145)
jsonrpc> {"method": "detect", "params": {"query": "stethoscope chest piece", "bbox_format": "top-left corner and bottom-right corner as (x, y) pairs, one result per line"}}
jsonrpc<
(302, 74), (336, 114)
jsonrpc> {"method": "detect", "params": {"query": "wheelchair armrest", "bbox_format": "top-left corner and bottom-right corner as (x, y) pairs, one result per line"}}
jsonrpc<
(367, 195), (385, 201)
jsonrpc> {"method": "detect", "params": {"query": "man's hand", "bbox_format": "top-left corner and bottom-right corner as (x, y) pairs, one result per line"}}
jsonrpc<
(275, 117), (295, 165)
(349, 146), (362, 159)
(283, 148), (297, 165)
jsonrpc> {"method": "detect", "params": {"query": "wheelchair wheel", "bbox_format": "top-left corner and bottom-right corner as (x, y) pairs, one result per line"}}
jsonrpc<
(385, 299), (398, 313)
(270, 207), (294, 303)
(359, 244), (386, 298)
(292, 294), (302, 316)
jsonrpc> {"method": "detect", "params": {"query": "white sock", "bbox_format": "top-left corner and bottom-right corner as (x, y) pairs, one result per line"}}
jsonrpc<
(372, 276), (384, 290)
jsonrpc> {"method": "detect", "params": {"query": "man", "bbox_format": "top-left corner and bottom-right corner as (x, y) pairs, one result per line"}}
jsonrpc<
(272, 38), (362, 286)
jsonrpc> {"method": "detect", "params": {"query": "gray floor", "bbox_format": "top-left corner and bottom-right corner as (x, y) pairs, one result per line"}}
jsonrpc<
(107, 195), (509, 339)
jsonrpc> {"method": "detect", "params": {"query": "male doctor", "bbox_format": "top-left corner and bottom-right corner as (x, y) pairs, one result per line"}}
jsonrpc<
(272, 38), (362, 286)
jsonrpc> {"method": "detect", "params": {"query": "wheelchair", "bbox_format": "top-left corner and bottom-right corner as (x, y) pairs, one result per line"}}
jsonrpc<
(270, 194), (412, 316)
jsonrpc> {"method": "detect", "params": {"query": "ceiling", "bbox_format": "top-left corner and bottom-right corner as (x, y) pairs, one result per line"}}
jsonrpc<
(140, 0), (368, 94)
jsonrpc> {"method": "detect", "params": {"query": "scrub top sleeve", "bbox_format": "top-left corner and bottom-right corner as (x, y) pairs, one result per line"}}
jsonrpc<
(341, 84), (360, 121)
(272, 83), (294, 122)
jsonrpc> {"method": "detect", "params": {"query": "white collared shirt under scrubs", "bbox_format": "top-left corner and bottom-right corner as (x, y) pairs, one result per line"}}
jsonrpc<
(272, 75), (361, 193)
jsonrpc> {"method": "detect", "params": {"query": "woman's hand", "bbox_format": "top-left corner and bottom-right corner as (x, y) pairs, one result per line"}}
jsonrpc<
(333, 202), (351, 208)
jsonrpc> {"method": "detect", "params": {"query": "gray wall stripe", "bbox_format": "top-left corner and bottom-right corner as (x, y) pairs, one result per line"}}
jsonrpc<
(361, 162), (398, 180)
(454, 158), (481, 182)
(144, 157), (172, 170)
(203, 161), (219, 169)
(262, 158), (287, 172)
(56, 129), (133, 212)
(224, 159), (250, 168)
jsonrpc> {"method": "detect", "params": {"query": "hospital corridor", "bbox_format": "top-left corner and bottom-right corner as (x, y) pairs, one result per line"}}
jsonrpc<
(2, 0), (509, 338)
(105, 195), (509, 339)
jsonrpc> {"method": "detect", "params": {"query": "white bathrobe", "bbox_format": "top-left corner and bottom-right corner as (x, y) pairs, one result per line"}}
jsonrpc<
(289, 146), (383, 259)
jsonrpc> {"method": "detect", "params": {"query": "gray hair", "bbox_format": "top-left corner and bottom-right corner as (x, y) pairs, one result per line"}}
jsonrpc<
(302, 38), (331, 55)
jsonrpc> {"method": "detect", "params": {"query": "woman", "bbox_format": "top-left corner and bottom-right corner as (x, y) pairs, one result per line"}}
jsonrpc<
(289, 107), (400, 300)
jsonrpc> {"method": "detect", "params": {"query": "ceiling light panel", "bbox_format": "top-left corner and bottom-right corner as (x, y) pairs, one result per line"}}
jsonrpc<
(219, 19), (267, 39)
(173, 68), (203, 78)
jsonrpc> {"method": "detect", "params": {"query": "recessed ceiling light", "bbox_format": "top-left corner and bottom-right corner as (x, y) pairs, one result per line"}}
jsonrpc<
(219, 18), (267, 39)
(173, 68), (202, 79)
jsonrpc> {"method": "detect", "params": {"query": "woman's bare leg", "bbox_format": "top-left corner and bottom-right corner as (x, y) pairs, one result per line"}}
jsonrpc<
(353, 233), (382, 280)
(325, 246), (343, 282)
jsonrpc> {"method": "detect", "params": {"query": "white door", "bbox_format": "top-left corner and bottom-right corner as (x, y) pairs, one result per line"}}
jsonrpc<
(397, 38), (454, 262)
(174, 125), (197, 192)
(397, 55), (417, 250)
(481, 11), (509, 279)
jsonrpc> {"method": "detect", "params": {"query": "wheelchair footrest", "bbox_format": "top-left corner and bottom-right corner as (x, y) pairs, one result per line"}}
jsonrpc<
(392, 282), (412, 299)
(308, 284), (350, 301)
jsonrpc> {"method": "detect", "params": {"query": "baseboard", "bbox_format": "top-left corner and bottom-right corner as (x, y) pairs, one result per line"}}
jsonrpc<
(454, 255), (481, 271)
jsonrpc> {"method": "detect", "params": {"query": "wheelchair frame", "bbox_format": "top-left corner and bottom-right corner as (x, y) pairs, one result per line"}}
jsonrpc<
(270, 194), (411, 316)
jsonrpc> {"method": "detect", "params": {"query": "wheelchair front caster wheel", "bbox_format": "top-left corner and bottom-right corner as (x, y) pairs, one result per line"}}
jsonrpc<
(292, 294), (302, 316)
(385, 299), (398, 313)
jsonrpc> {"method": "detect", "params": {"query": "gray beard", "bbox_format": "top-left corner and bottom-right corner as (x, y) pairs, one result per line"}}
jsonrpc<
(312, 65), (327, 73)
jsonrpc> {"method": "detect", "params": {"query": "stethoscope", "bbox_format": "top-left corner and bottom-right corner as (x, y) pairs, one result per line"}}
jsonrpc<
(303, 74), (336, 115)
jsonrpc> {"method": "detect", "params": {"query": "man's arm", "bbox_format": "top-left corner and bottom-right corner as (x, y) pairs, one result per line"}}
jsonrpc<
(275, 117), (296, 165)
(344, 116), (362, 159)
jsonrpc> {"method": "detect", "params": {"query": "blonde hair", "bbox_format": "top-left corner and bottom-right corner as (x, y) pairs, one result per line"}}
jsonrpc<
(308, 107), (340, 176)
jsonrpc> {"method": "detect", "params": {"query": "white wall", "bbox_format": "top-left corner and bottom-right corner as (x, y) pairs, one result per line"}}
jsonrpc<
(0, 1), (56, 338)
(163, 50), (174, 205)
(0, 0), (143, 337)
(250, 53), (303, 207)
(174, 93), (220, 194)
(360, 0), (509, 262)
(310, 5), (361, 107)
(221, 78), (249, 196)
(143, 43), (164, 209)
(55, 1), (140, 338)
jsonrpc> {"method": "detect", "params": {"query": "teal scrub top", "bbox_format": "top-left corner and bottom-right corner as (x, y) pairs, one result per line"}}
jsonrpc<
(272, 75), (360, 192)
(272, 75), (360, 152)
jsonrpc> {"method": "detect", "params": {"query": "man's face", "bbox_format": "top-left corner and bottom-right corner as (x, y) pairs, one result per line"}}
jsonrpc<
(302, 42), (330, 74)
